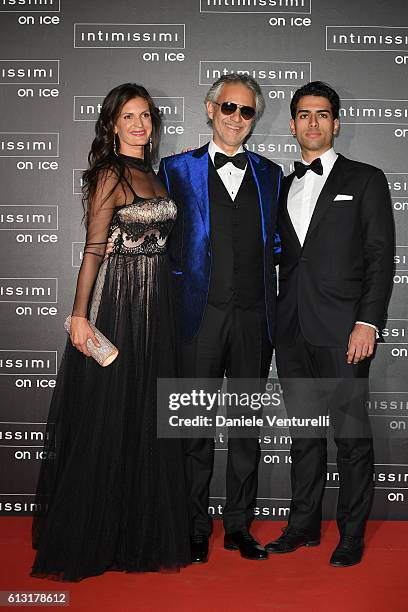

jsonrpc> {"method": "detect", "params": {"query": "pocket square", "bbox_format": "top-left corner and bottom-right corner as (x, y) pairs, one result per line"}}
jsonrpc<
(333, 194), (353, 201)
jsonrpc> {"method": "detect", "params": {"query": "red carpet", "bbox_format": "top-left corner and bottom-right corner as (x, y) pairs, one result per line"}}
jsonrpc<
(0, 519), (406, 611)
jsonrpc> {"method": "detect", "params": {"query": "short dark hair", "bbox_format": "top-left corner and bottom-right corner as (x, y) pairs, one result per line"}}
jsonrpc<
(290, 81), (340, 120)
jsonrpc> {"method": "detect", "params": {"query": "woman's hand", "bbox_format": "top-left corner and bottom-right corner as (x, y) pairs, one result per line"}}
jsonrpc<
(104, 237), (114, 260)
(70, 316), (100, 357)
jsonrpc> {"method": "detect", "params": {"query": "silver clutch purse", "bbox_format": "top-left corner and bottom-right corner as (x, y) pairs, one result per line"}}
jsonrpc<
(64, 315), (119, 367)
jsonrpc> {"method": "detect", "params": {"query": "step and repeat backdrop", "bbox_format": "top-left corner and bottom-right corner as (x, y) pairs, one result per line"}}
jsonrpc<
(0, 0), (407, 519)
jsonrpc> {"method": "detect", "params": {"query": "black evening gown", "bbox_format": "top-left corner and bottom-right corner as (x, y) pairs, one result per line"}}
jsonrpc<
(31, 162), (191, 580)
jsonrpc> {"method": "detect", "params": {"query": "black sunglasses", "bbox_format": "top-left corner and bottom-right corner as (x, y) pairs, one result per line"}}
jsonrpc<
(213, 101), (256, 121)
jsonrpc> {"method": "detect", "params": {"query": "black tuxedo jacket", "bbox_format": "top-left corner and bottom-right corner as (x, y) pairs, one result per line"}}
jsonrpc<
(276, 154), (394, 348)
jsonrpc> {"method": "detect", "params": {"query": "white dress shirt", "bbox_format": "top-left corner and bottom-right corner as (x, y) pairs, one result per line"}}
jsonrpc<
(288, 147), (338, 246)
(208, 139), (247, 201)
(288, 147), (377, 334)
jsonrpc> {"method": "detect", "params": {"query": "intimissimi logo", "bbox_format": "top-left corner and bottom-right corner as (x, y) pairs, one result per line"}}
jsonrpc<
(199, 61), (311, 86)
(0, 0), (60, 11)
(0, 350), (57, 375)
(74, 24), (185, 49)
(200, 0), (310, 13)
(386, 173), (408, 197)
(0, 60), (59, 85)
(0, 205), (58, 230)
(0, 278), (57, 303)
(0, 133), (59, 157)
(326, 26), (408, 52)
(73, 96), (184, 122)
(339, 100), (408, 124)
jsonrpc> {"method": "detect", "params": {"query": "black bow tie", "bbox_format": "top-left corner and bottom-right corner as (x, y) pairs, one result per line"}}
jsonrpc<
(294, 158), (323, 179)
(214, 151), (247, 170)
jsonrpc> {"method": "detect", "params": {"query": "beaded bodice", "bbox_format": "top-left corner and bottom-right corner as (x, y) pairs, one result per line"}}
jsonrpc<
(109, 197), (177, 256)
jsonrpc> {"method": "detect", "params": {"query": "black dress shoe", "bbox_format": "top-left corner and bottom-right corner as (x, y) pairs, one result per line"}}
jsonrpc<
(191, 535), (209, 564)
(265, 527), (320, 554)
(330, 535), (364, 567)
(224, 530), (268, 560)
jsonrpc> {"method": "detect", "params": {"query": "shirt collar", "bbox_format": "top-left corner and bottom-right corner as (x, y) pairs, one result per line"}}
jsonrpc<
(300, 147), (338, 176)
(208, 138), (245, 164)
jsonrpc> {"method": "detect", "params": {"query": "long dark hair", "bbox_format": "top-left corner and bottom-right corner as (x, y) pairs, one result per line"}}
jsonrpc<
(82, 83), (162, 225)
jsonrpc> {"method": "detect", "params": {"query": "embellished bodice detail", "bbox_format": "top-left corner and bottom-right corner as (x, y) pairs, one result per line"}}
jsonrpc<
(109, 197), (177, 256)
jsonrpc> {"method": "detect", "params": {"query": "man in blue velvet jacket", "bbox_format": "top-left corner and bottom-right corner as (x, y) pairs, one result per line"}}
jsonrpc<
(159, 74), (282, 563)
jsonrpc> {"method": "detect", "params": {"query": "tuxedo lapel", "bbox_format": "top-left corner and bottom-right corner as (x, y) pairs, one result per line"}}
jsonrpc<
(302, 155), (345, 246)
(281, 174), (302, 251)
(189, 145), (210, 239)
(247, 151), (275, 245)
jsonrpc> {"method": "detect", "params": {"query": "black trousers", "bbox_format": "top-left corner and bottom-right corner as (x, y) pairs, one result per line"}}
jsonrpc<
(276, 332), (374, 538)
(181, 303), (272, 536)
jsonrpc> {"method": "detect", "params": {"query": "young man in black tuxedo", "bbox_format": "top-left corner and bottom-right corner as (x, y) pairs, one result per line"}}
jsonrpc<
(265, 82), (394, 566)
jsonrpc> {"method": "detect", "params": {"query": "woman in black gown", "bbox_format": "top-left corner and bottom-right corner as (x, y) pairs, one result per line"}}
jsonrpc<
(31, 83), (191, 580)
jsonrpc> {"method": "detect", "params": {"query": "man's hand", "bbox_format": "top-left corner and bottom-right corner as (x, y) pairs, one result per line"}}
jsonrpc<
(346, 323), (376, 364)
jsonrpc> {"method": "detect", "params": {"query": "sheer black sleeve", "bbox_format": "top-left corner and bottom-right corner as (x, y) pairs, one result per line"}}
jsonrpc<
(71, 171), (117, 317)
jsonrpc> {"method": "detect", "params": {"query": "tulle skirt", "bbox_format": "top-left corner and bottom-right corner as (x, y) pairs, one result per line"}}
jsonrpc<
(31, 253), (191, 581)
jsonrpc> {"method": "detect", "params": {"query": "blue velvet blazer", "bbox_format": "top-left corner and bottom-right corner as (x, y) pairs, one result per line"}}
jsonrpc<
(158, 143), (282, 344)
